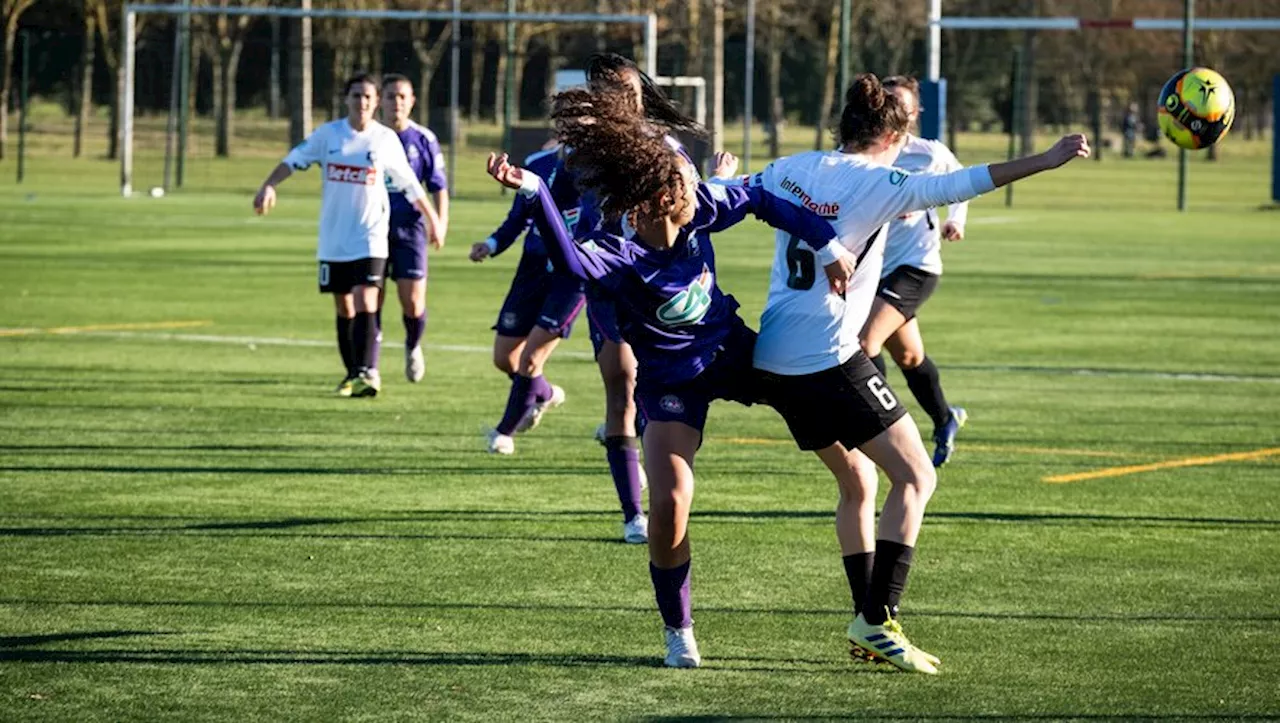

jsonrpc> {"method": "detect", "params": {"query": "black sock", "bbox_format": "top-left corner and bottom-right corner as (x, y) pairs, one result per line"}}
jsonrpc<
(351, 312), (379, 372)
(863, 540), (914, 624)
(902, 356), (950, 430)
(335, 316), (356, 376)
(842, 552), (874, 616)
(869, 354), (887, 376)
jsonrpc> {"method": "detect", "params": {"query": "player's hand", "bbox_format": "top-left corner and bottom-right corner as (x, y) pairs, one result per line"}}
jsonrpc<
(941, 221), (964, 242)
(469, 242), (491, 262)
(1043, 134), (1091, 168)
(253, 185), (276, 215)
(712, 151), (740, 179)
(429, 226), (446, 251)
(486, 152), (525, 190)
(823, 255), (855, 297)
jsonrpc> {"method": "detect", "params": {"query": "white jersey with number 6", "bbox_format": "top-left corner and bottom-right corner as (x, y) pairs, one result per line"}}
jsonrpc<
(747, 150), (995, 376)
(882, 134), (969, 276)
(282, 119), (428, 262)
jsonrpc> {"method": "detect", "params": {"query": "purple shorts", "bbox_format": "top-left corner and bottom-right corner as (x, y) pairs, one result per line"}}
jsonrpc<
(388, 224), (427, 280)
(493, 252), (586, 339)
(587, 287), (625, 358)
(634, 323), (762, 434)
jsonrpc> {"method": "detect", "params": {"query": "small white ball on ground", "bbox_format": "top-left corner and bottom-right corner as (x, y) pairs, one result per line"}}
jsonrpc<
(149, 187), (165, 198)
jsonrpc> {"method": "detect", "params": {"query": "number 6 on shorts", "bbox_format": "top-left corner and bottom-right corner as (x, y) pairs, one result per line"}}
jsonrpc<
(867, 376), (898, 411)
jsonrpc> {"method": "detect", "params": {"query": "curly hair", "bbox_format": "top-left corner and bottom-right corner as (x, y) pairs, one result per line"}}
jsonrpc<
(836, 72), (910, 151)
(552, 86), (685, 222)
(586, 53), (707, 139)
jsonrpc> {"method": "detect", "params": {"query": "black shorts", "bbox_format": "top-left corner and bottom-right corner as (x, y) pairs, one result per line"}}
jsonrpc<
(877, 266), (940, 320)
(318, 258), (387, 294)
(759, 351), (908, 452)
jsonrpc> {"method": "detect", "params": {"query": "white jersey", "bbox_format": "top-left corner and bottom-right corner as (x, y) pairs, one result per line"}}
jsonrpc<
(750, 150), (995, 375)
(881, 134), (969, 276)
(282, 119), (427, 262)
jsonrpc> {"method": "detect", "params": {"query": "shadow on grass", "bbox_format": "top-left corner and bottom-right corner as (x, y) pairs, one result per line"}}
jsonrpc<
(0, 630), (176, 648)
(2, 599), (1276, 625)
(643, 715), (1280, 722)
(0, 647), (868, 674)
(1, 509), (1276, 539)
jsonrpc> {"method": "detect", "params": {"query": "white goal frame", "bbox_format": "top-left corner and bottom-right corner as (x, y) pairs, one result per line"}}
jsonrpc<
(118, 4), (658, 196)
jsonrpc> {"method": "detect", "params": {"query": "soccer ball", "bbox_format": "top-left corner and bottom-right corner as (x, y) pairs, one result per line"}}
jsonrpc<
(1156, 67), (1235, 150)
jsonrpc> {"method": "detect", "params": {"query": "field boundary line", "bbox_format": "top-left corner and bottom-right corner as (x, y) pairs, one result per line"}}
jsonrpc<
(1043, 446), (1280, 484)
(0, 320), (212, 338)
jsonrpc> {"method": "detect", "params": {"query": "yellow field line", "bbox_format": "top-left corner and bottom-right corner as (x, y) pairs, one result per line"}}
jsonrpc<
(0, 320), (213, 338)
(722, 438), (1141, 459)
(1043, 447), (1280, 484)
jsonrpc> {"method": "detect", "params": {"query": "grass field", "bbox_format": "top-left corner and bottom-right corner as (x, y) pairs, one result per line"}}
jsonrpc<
(1, 119), (1279, 722)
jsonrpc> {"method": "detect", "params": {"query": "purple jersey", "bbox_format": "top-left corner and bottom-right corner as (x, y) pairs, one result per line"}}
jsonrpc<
(487, 148), (582, 258)
(388, 121), (447, 232)
(516, 174), (840, 386)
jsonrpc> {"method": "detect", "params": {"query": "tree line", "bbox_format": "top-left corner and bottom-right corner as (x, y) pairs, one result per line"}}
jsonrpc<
(3, 0), (1277, 160)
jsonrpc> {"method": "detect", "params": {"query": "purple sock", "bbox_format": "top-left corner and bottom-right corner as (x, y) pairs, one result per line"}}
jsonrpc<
(650, 560), (693, 629)
(529, 374), (553, 403)
(496, 375), (537, 435)
(605, 436), (644, 522)
(403, 314), (426, 350)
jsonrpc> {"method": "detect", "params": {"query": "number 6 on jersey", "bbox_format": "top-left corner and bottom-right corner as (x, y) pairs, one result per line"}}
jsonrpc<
(867, 376), (898, 411)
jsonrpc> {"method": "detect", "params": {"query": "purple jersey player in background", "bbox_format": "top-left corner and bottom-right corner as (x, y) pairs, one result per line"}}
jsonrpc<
(468, 144), (586, 460)
(486, 83), (854, 669)
(379, 74), (449, 384)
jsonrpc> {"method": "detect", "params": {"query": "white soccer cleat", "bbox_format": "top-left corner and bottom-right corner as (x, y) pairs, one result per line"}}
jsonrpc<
(405, 345), (425, 383)
(516, 384), (566, 433)
(485, 428), (515, 455)
(623, 513), (649, 544)
(663, 626), (701, 668)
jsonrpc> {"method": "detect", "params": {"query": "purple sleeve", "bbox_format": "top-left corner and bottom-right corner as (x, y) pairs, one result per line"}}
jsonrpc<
(518, 174), (618, 283)
(422, 135), (448, 193)
(488, 194), (532, 257)
(699, 182), (838, 252)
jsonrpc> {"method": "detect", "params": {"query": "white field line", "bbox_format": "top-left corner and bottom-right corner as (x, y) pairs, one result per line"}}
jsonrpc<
(12, 328), (1280, 383)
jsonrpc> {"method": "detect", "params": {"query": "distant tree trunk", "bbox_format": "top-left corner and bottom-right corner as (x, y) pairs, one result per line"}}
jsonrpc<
(331, 45), (349, 119)
(215, 40), (243, 157)
(268, 16), (280, 119)
(289, 0), (313, 146)
(108, 43), (123, 159)
(74, 10), (96, 157)
(814, 0), (838, 150)
(1019, 28), (1037, 155)
(543, 32), (563, 104)
(685, 0), (700, 112)
(468, 27), (485, 120)
(709, 0), (724, 151)
(493, 40), (506, 124)
(594, 0), (607, 51)
(510, 27), (533, 122)
(411, 23), (453, 127)
(0, 0), (38, 160)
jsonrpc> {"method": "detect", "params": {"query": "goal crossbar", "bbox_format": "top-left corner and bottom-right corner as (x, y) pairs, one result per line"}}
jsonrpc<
(118, 4), (658, 196)
(932, 16), (1280, 31)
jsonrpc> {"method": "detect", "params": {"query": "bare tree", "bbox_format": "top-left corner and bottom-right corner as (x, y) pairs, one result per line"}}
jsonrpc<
(814, 0), (838, 151)
(74, 0), (98, 158)
(198, 0), (256, 157)
(0, 0), (39, 158)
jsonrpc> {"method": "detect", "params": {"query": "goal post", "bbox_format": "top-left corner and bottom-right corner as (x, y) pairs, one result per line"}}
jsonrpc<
(117, 3), (658, 197)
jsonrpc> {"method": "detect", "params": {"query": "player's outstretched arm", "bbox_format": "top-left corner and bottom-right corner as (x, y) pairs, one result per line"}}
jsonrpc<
(989, 134), (1090, 187)
(486, 153), (613, 283)
(253, 163), (293, 216)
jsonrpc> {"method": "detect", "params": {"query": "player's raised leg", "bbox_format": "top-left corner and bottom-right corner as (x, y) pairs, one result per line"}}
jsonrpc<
(884, 320), (966, 467)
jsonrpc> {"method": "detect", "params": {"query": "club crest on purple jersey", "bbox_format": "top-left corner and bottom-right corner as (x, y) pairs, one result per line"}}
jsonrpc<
(500, 312), (519, 330)
(656, 264), (714, 328)
(659, 395), (685, 414)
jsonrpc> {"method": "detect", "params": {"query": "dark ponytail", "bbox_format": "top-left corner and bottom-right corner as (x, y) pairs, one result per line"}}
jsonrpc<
(585, 52), (708, 139)
(836, 73), (910, 151)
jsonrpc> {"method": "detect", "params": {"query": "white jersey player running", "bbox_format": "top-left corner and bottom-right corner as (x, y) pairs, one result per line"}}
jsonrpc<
(745, 74), (1090, 674)
(253, 73), (437, 398)
(862, 76), (971, 468)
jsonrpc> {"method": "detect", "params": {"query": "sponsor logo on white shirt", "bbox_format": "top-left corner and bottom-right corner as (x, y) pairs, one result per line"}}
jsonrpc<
(327, 163), (377, 185)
